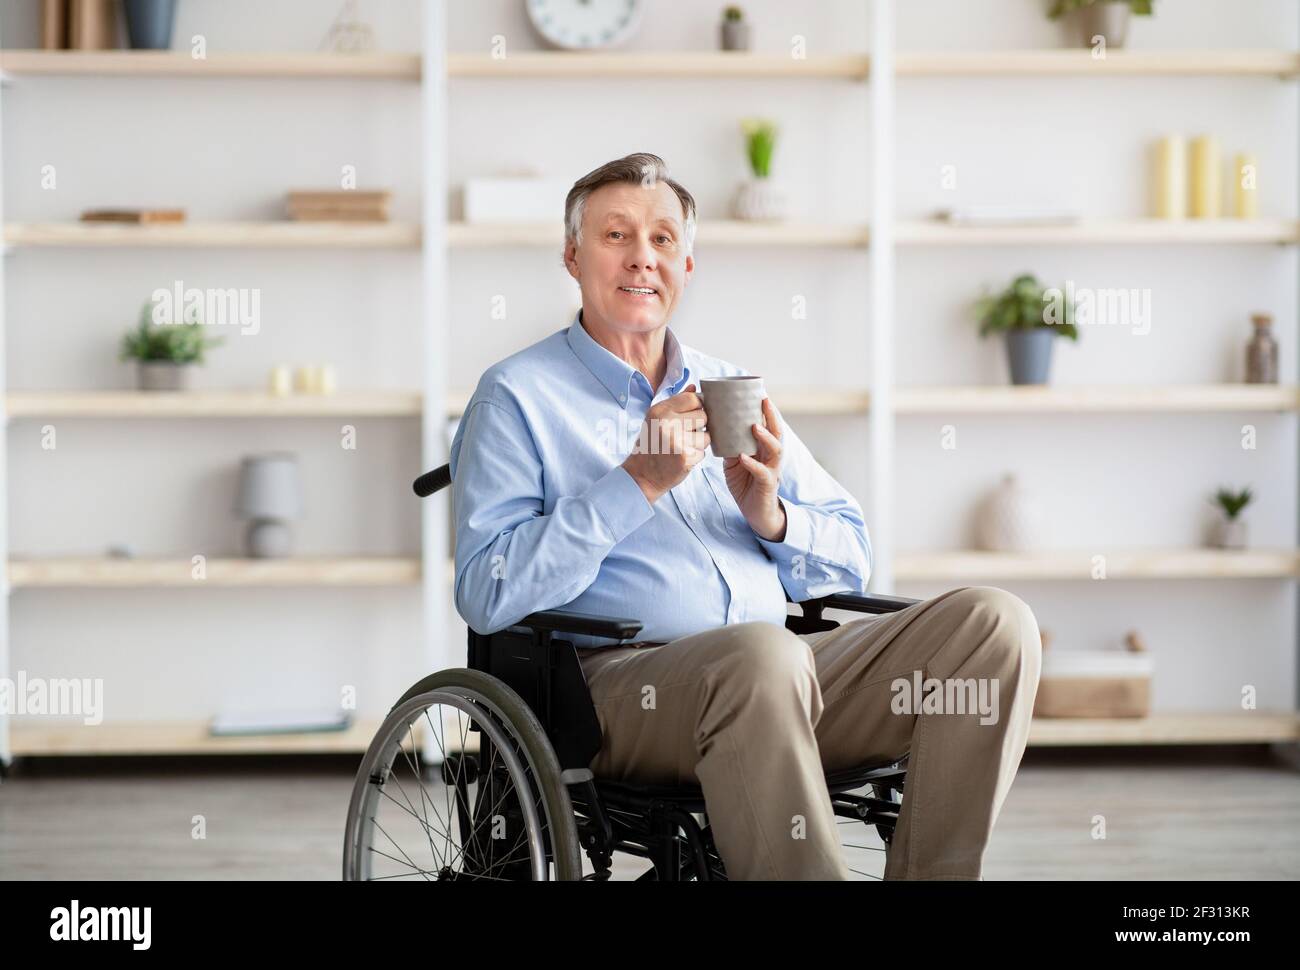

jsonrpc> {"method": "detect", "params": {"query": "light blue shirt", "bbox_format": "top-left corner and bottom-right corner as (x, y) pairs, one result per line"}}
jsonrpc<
(448, 310), (873, 649)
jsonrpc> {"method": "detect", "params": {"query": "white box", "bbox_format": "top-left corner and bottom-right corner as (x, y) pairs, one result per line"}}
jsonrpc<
(464, 177), (571, 223)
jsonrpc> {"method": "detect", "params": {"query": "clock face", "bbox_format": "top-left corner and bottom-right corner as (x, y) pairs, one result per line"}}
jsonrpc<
(525, 0), (644, 50)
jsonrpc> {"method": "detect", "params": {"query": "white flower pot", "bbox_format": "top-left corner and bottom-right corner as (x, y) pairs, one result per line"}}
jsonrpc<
(732, 177), (789, 221)
(1210, 516), (1248, 550)
(137, 360), (195, 391)
(975, 473), (1046, 552)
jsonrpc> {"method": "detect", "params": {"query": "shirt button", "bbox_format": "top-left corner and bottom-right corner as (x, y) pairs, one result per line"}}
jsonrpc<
(619, 394), (626, 403)
(688, 512), (697, 521)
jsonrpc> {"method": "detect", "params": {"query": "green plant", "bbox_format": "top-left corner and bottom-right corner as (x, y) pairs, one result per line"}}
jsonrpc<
(119, 303), (224, 364)
(974, 274), (1079, 340)
(723, 5), (744, 22)
(1048, 0), (1153, 18)
(739, 118), (777, 178)
(1211, 486), (1253, 519)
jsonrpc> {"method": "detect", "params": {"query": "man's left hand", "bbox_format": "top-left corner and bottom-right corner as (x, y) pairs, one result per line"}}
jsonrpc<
(722, 396), (787, 542)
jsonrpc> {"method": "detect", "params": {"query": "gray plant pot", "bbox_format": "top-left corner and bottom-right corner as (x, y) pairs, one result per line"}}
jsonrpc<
(1005, 329), (1056, 385)
(123, 0), (178, 50)
(1067, 2), (1131, 49)
(137, 360), (194, 391)
(245, 519), (293, 559)
(720, 20), (751, 51)
(1210, 516), (1248, 550)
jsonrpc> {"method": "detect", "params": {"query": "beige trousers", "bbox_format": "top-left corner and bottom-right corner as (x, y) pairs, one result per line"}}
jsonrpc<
(576, 585), (1042, 880)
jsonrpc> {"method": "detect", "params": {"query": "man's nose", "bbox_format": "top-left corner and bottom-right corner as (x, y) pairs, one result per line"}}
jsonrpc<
(627, 233), (657, 269)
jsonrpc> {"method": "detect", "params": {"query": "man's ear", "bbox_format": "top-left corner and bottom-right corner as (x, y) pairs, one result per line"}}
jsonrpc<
(684, 252), (694, 282)
(563, 240), (580, 281)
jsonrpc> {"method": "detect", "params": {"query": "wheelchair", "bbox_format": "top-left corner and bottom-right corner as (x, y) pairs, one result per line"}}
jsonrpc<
(342, 464), (920, 881)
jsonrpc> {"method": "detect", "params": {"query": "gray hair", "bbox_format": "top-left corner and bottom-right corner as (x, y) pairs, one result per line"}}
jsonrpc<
(564, 152), (698, 257)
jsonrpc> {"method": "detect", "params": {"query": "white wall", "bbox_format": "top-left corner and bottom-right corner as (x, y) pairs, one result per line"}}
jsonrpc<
(2, 0), (1295, 725)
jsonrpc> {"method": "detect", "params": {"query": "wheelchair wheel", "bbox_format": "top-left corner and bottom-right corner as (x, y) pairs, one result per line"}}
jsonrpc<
(343, 668), (583, 881)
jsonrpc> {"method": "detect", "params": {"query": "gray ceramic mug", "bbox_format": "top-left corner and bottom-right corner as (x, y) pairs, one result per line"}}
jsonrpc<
(700, 376), (766, 457)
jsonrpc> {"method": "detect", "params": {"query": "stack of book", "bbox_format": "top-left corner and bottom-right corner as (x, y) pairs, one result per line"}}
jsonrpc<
(286, 190), (392, 222)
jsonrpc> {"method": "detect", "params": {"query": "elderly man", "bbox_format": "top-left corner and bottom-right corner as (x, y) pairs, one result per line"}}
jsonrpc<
(449, 152), (1041, 880)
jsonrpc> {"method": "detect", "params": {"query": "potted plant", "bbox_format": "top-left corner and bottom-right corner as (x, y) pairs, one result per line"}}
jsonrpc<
(1048, 0), (1154, 50)
(1208, 486), (1253, 549)
(975, 273), (1079, 385)
(719, 6), (750, 51)
(119, 303), (223, 391)
(123, 0), (179, 50)
(732, 118), (788, 221)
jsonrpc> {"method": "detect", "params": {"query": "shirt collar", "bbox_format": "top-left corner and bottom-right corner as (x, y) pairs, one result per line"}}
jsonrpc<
(566, 309), (692, 409)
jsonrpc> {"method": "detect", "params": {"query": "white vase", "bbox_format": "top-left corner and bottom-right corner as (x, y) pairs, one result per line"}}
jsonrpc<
(732, 177), (789, 221)
(975, 473), (1045, 552)
(1210, 516), (1248, 550)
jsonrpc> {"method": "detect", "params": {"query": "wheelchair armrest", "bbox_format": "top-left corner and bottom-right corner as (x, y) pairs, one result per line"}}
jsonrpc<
(804, 591), (922, 616)
(511, 608), (644, 641)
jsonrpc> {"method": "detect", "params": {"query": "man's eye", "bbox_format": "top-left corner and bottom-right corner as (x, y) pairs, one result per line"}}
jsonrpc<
(656, 235), (672, 244)
(608, 231), (624, 240)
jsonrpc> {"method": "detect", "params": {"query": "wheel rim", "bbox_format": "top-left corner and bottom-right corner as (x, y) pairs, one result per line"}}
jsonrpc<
(345, 687), (550, 881)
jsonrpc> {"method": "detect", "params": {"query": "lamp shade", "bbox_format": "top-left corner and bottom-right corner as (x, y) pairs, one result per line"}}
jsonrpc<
(234, 453), (301, 520)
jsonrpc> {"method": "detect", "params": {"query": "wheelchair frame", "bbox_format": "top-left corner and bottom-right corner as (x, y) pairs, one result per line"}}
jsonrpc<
(415, 462), (919, 880)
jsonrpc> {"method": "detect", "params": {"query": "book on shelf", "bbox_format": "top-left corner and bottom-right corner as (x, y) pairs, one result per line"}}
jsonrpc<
(209, 707), (354, 737)
(80, 209), (187, 224)
(286, 190), (392, 222)
(936, 205), (1082, 227)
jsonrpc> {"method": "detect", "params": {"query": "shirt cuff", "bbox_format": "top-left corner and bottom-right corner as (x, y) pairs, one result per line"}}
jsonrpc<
(755, 498), (812, 563)
(584, 465), (655, 544)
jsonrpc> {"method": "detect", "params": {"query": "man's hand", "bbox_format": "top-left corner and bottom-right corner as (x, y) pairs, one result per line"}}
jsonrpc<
(722, 396), (787, 542)
(622, 384), (711, 505)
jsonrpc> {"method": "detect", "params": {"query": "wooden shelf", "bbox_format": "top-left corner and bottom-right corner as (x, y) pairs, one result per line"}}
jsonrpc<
(11, 219), (1290, 250)
(447, 51), (871, 79)
(1028, 711), (1300, 747)
(895, 384), (1300, 414)
(6, 557), (421, 588)
(0, 50), (420, 79)
(6, 390), (422, 418)
(7, 50), (1291, 82)
(10, 711), (1295, 754)
(444, 386), (871, 419)
(448, 220), (870, 249)
(896, 49), (1300, 79)
(897, 218), (1300, 245)
(8, 718), (393, 756)
(3, 221), (420, 249)
(896, 549), (1300, 581)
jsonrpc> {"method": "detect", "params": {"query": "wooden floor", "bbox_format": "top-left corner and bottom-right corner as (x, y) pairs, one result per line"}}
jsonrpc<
(1, 747), (1297, 880)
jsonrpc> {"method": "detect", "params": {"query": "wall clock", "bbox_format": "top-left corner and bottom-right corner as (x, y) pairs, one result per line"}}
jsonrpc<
(525, 0), (645, 50)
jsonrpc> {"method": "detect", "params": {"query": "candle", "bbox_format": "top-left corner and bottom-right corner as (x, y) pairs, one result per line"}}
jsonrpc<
(1190, 135), (1221, 219)
(294, 365), (319, 394)
(1153, 135), (1186, 219)
(269, 365), (292, 397)
(318, 364), (337, 395)
(1234, 153), (1258, 219)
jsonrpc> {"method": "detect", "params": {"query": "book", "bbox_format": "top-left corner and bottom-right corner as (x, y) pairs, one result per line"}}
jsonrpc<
(209, 707), (353, 737)
(937, 205), (1081, 227)
(80, 209), (187, 224)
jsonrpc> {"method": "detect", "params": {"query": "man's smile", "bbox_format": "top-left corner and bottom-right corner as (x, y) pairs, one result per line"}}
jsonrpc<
(618, 285), (659, 301)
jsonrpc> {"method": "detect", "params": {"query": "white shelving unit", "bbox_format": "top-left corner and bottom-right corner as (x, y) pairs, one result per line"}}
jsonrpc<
(1, 2), (1296, 757)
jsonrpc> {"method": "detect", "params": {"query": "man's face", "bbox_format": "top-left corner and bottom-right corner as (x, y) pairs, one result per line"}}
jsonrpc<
(565, 179), (694, 336)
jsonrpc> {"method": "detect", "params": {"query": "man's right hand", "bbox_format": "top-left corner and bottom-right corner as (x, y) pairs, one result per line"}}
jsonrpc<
(622, 384), (711, 505)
